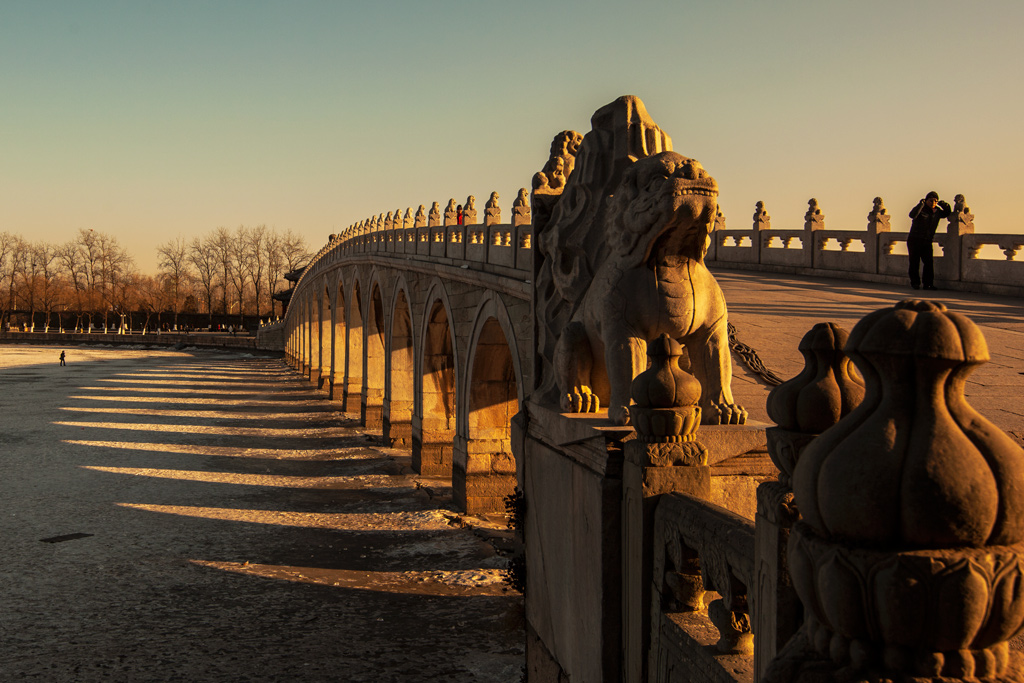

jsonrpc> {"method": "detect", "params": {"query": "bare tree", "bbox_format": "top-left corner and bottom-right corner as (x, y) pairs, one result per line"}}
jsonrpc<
(263, 231), (284, 318)
(30, 242), (61, 330)
(188, 235), (218, 322)
(280, 228), (312, 274)
(245, 225), (268, 318)
(56, 239), (89, 329)
(211, 227), (233, 315)
(156, 237), (192, 326)
(0, 232), (25, 328)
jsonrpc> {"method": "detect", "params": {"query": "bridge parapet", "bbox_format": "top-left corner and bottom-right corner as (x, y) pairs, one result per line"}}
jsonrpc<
(709, 195), (1024, 296)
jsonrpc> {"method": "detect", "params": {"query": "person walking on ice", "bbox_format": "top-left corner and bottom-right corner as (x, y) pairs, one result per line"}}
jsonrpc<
(59, 350), (66, 366)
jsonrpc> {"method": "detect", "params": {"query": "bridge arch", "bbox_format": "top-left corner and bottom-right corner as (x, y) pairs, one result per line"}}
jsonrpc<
(385, 277), (415, 446)
(455, 293), (523, 513)
(318, 281), (331, 389)
(362, 272), (388, 428)
(309, 289), (321, 382)
(344, 275), (365, 414)
(415, 279), (459, 477)
(330, 275), (347, 401)
(305, 293), (315, 378)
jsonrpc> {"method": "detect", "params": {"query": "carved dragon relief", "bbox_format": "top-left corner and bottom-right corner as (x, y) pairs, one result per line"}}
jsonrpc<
(534, 95), (746, 425)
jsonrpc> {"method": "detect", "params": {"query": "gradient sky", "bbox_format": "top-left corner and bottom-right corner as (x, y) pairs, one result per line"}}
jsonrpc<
(2, 1), (1022, 273)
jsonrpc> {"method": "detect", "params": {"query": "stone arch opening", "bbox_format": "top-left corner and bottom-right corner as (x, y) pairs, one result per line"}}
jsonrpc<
(386, 288), (414, 446)
(331, 281), (347, 401)
(345, 282), (364, 415)
(416, 299), (456, 475)
(318, 286), (331, 389)
(303, 294), (315, 378)
(363, 283), (386, 428)
(457, 316), (519, 513)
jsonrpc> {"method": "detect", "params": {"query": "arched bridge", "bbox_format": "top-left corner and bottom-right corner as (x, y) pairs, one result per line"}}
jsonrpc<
(279, 217), (534, 514)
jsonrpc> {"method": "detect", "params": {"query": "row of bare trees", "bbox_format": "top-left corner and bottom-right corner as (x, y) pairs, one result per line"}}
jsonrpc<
(0, 226), (311, 331)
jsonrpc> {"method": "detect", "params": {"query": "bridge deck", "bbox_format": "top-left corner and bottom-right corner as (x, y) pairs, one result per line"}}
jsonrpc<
(718, 268), (1024, 439)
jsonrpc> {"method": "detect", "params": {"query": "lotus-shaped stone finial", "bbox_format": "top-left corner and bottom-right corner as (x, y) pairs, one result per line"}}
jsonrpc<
(629, 334), (702, 443)
(767, 322), (864, 434)
(793, 300), (1024, 548)
(766, 322), (864, 484)
(783, 300), (1024, 679)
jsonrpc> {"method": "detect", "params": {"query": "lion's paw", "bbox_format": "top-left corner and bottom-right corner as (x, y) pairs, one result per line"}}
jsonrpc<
(561, 387), (600, 414)
(608, 404), (630, 426)
(703, 402), (748, 425)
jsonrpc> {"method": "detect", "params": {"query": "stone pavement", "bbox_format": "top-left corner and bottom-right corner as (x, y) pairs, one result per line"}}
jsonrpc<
(716, 268), (1024, 442)
(0, 346), (523, 682)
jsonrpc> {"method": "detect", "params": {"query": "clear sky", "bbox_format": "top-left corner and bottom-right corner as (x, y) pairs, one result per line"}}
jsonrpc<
(2, 1), (1022, 273)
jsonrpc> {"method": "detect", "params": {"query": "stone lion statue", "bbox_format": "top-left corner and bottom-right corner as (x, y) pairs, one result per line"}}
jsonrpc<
(535, 96), (746, 425)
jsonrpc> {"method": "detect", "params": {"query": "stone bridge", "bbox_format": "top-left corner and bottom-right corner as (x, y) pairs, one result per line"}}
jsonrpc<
(261, 95), (1024, 682)
(276, 216), (534, 514)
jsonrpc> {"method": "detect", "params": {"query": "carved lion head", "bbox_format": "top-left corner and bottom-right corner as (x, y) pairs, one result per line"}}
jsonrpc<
(606, 151), (719, 264)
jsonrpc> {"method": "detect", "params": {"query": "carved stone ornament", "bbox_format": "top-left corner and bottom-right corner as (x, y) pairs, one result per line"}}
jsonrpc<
(531, 129), (583, 194)
(629, 334), (703, 443)
(484, 191), (501, 226)
(804, 198), (824, 231)
(714, 208), (726, 232)
(765, 323), (864, 485)
(530, 130), (584, 235)
(443, 199), (457, 226)
(428, 201), (441, 227)
(383, 211), (393, 230)
(867, 196), (891, 233)
(951, 193), (976, 235)
(512, 188), (531, 227)
(414, 204), (427, 228)
(463, 195), (477, 225)
(400, 208), (409, 229)
(754, 201), (771, 231)
(783, 300), (1024, 680)
(535, 95), (746, 426)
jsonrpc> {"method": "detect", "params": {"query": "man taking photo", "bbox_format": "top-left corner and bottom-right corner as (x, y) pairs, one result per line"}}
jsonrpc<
(908, 191), (952, 290)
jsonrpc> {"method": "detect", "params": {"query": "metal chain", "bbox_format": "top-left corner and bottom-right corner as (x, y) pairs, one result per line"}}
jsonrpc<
(728, 322), (784, 386)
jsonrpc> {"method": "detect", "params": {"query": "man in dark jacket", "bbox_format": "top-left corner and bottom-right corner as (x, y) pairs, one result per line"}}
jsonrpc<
(907, 191), (952, 290)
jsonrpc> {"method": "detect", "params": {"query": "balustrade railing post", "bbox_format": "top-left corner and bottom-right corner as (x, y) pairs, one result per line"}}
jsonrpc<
(621, 335), (710, 682)
(756, 322), (863, 680)
(804, 198), (825, 269)
(753, 200), (770, 265)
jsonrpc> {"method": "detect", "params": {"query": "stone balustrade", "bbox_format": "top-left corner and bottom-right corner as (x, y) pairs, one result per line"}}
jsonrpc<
(648, 492), (757, 679)
(289, 194), (531, 303)
(709, 197), (1024, 296)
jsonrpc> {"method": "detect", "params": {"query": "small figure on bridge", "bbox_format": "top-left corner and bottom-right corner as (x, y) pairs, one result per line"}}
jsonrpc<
(908, 191), (952, 290)
(59, 350), (66, 366)
(456, 204), (464, 225)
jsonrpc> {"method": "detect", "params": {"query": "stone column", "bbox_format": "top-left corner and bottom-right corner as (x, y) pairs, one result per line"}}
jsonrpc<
(621, 335), (710, 682)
